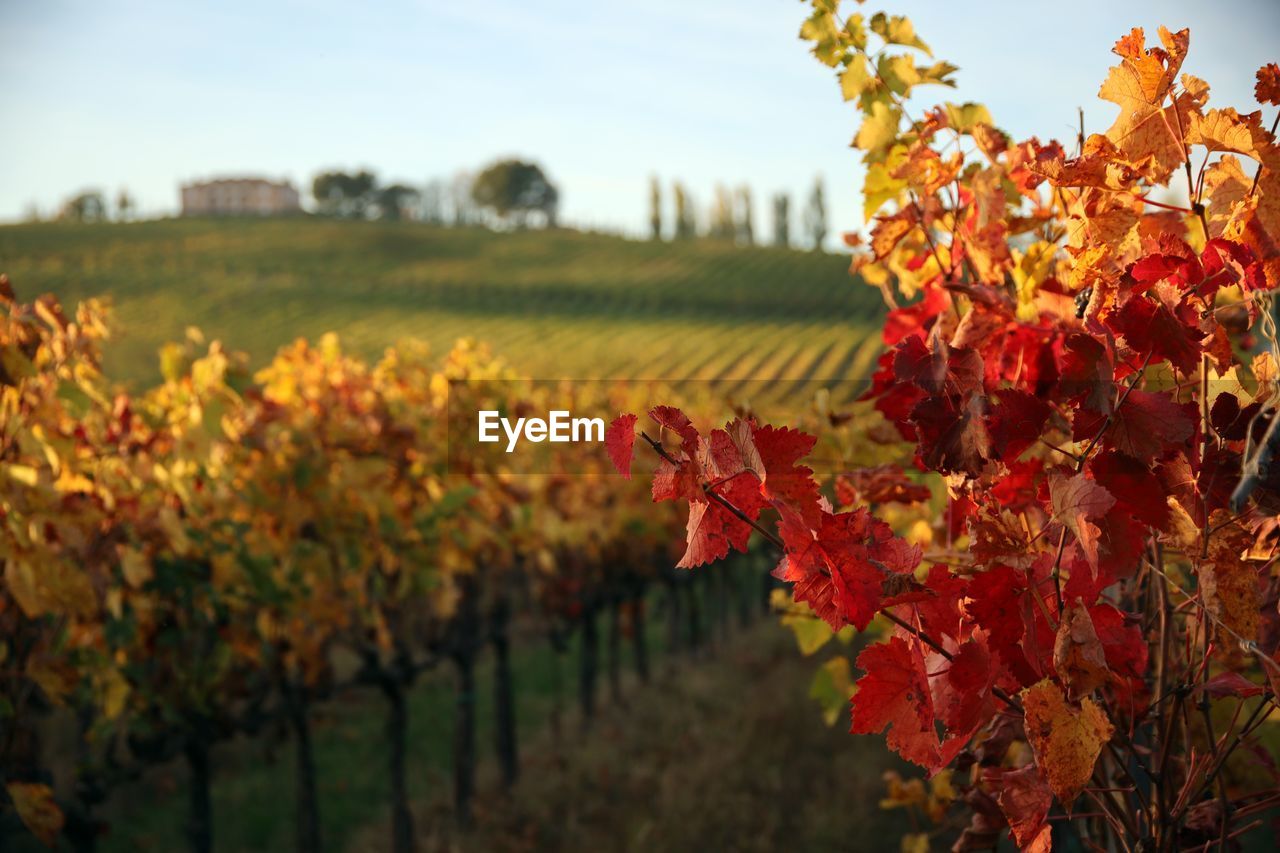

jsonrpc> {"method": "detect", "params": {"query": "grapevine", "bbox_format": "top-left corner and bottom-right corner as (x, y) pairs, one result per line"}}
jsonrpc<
(608, 7), (1280, 850)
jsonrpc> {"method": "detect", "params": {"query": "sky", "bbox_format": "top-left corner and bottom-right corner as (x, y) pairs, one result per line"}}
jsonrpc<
(1, 0), (1277, 239)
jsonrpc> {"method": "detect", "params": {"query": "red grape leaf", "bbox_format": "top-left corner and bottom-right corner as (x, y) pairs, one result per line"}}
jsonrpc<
(986, 388), (1051, 460)
(994, 766), (1053, 851)
(911, 393), (992, 475)
(893, 325), (985, 396)
(1195, 671), (1264, 699)
(649, 405), (700, 449)
(1089, 602), (1148, 680)
(850, 636), (941, 768)
(651, 457), (701, 503)
(930, 634), (996, 738)
(1072, 389), (1194, 464)
(676, 499), (753, 569)
(1111, 294), (1202, 375)
(1089, 450), (1168, 529)
(834, 464), (931, 506)
(752, 423), (821, 526)
(1059, 333), (1116, 415)
(965, 564), (1035, 682)
(779, 508), (921, 630)
(604, 413), (637, 479)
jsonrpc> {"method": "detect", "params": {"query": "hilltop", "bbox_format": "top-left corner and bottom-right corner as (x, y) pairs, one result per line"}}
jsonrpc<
(0, 219), (884, 396)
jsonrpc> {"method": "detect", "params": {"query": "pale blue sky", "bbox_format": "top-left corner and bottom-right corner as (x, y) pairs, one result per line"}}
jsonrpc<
(1, 0), (1276, 238)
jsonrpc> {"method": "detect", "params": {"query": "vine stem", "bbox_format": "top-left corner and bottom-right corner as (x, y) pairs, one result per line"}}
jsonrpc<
(1247, 110), (1280, 198)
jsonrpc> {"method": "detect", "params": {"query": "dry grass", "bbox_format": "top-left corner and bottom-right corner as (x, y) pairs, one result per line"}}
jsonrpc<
(348, 623), (912, 853)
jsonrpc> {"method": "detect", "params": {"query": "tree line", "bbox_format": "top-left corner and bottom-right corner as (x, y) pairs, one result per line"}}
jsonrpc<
(315, 159), (559, 228)
(44, 166), (832, 252)
(647, 175), (828, 250)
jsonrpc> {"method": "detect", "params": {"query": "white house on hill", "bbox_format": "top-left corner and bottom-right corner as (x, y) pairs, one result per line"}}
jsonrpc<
(180, 177), (301, 217)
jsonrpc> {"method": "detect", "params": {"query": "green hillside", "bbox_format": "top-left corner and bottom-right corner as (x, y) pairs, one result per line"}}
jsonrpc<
(0, 218), (884, 395)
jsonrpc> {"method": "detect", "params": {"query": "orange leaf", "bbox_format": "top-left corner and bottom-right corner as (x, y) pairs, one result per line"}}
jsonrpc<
(1021, 679), (1114, 804)
(1049, 471), (1116, 570)
(1097, 27), (1200, 183)
(6, 782), (64, 847)
(1256, 63), (1280, 106)
(1053, 599), (1111, 700)
(1197, 517), (1260, 663)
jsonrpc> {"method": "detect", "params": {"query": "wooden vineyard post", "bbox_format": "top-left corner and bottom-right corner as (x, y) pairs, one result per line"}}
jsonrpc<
(578, 594), (600, 729)
(631, 578), (651, 684)
(490, 596), (519, 789)
(450, 578), (481, 829)
(282, 680), (321, 853)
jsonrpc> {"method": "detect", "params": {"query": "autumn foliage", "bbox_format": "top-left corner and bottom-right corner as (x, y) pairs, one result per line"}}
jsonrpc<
(0, 276), (691, 848)
(608, 5), (1280, 850)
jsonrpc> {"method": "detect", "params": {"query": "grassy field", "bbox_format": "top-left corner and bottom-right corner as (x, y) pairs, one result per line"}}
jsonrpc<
(0, 218), (884, 399)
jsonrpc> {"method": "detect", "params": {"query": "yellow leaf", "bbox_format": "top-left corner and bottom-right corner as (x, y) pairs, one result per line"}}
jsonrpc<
(900, 833), (930, 853)
(1197, 518), (1260, 660)
(1021, 679), (1114, 804)
(54, 470), (96, 496)
(119, 546), (152, 589)
(877, 54), (920, 96)
(5, 558), (96, 619)
(840, 53), (874, 102)
(3, 464), (40, 487)
(854, 102), (902, 161)
(880, 770), (927, 809)
(930, 768), (956, 803)
(869, 12), (931, 55)
(5, 782), (65, 847)
(157, 506), (192, 555)
(1187, 107), (1272, 161)
(1202, 155), (1251, 238)
(97, 667), (130, 720)
(1011, 241), (1058, 322)
(906, 519), (933, 547)
(863, 146), (909, 220)
(943, 102), (993, 134)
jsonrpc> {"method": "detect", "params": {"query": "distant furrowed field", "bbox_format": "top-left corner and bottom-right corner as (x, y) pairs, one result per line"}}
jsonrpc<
(0, 219), (884, 399)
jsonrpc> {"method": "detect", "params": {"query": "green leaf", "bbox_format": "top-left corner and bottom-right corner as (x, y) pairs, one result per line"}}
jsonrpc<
(159, 341), (189, 383)
(809, 656), (856, 726)
(783, 611), (834, 655)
